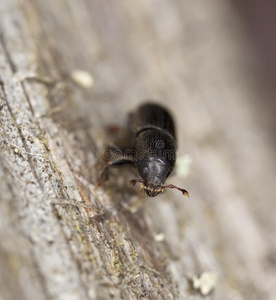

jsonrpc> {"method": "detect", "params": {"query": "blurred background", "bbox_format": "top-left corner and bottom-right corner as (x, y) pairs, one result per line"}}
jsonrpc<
(232, 0), (276, 134)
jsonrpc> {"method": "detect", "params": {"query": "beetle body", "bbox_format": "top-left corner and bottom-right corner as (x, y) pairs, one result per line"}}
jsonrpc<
(130, 103), (176, 196)
(104, 102), (189, 197)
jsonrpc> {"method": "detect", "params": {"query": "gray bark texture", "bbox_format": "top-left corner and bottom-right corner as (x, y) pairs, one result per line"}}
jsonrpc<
(0, 0), (275, 299)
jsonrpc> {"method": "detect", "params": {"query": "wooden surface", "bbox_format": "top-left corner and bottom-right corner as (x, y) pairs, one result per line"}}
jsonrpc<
(0, 0), (275, 299)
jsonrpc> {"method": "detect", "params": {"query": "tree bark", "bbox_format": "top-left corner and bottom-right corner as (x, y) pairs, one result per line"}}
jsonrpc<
(0, 0), (275, 299)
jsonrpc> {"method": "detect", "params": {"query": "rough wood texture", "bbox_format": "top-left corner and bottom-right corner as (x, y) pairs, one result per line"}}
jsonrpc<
(0, 0), (275, 299)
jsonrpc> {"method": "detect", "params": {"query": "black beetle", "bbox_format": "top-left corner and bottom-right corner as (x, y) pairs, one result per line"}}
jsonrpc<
(102, 102), (189, 197)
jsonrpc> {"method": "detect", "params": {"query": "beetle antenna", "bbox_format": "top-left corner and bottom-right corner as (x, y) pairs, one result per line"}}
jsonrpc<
(162, 184), (190, 197)
(130, 179), (144, 186)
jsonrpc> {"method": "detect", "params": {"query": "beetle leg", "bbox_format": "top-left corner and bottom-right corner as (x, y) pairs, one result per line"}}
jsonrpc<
(129, 179), (144, 186)
(105, 144), (123, 153)
(98, 165), (109, 182)
(108, 158), (134, 167)
(162, 184), (190, 197)
(98, 157), (135, 186)
(102, 144), (123, 163)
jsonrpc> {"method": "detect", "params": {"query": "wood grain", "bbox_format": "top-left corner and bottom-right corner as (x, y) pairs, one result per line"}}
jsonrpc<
(0, 0), (275, 299)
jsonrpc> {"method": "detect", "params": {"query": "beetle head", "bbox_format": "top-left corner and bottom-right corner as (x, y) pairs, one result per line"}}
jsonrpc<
(135, 159), (170, 197)
(130, 179), (190, 197)
(142, 184), (164, 197)
(138, 158), (169, 185)
(131, 157), (189, 197)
